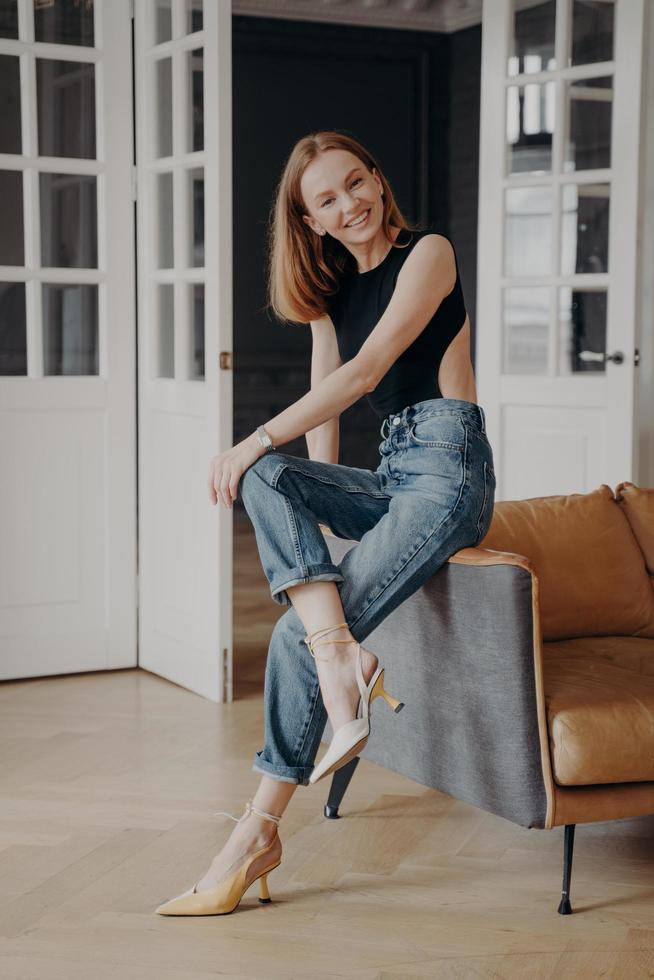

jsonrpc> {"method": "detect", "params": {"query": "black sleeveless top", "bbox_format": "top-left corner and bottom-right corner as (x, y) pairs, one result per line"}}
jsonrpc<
(325, 226), (467, 419)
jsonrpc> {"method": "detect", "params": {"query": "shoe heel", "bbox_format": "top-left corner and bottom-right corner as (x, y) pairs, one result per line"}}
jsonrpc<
(370, 669), (405, 713)
(258, 872), (272, 904)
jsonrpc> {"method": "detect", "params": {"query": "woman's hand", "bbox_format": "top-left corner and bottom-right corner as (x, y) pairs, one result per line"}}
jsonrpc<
(208, 432), (264, 508)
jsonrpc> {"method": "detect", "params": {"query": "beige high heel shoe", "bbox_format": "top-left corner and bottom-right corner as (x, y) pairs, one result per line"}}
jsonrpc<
(155, 799), (282, 916)
(304, 621), (405, 785)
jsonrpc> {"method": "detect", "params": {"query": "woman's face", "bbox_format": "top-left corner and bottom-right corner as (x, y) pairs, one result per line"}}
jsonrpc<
(300, 149), (384, 246)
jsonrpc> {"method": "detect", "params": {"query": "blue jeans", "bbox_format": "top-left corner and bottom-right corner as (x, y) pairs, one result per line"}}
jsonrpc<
(239, 397), (496, 786)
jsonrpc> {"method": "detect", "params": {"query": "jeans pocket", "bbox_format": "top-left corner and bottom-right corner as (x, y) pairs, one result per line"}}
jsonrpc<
(408, 416), (466, 451)
(475, 460), (496, 543)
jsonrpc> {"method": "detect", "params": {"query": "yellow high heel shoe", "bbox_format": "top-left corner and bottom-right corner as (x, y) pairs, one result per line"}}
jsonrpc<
(305, 621), (405, 785)
(155, 799), (282, 916)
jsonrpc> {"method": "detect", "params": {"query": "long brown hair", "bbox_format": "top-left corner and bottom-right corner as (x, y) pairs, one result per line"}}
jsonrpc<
(266, 130), (420, 325)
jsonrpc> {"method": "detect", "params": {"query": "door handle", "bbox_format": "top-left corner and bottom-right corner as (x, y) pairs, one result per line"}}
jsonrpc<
(578, 349), (625, 364)
(604, 350), (640, 365)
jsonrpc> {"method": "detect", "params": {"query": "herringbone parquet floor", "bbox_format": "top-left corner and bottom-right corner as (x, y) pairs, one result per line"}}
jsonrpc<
(0, 508), (653, 979)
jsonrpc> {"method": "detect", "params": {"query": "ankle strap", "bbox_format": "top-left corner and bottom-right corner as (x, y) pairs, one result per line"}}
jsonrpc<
(212, 797), (282, 827)
(246, 799), (282, 826)
(303, 621), (353, 658)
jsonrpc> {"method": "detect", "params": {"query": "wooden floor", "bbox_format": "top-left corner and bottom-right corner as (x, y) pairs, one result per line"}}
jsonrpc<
(1, 508), (654, 979)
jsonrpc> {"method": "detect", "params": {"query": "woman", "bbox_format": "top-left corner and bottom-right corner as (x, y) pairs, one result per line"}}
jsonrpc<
(156, 131), (496, 916)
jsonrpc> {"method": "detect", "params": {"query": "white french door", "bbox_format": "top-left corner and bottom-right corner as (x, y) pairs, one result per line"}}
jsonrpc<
(0, 0), (137, 679)
(477, 0), (646, 499)
(134, 0), (233, 702)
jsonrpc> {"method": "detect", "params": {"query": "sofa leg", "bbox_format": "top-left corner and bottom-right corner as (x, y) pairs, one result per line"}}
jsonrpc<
(557, 823), (576, 914)
(323, 756), (360, 819)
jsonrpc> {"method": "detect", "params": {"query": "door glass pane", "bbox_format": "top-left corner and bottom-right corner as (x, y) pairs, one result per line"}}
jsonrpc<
(155, 0), (172, 44)
(508, 0), (556, 76)
(187, 48), (203, 152)
(191, 283), (204, 379)
(0, 55), (21, 154)
(564, 76), (612, 172)
(42, 283), (99, 375)
(504, 186), (552, 276)
(157, 172), (174, 267)
(503, 286), (550, 374)
(0, 282), (26, 375)
(571, 0), (615, 67)
(561, 183), (609, 276)
(155, 57), (172, 157)
(188, 168), (204, 267)
(158, 284), (174, 377)
(36, 59), (96, 159)
(0, 1), (18, 38)
(0, 170), (24, 265)
(187, 0), (202, 34)
(506, 81), (554, 174)
(559, 287), (606, 373)
(34, 0), (94, 47)
(40, 173), (97, 268)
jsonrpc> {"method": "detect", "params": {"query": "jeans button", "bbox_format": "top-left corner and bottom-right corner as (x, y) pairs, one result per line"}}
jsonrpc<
(392, 417), (400, 425)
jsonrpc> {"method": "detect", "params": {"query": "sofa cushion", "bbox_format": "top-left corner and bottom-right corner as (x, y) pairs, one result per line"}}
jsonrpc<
(479, 484), (654, 641)
(615, 482), (654, 572)
(543, 636), (654, 785)
(615, 482), (654, 640)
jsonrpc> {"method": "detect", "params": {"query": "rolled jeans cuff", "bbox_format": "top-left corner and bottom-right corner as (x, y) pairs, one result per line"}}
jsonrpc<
(269, 563), (344, 606)
(252, 751), (313, 786)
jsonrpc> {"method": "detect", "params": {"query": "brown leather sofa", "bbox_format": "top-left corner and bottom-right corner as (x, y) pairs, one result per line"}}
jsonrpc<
(321, 481), (654, 914)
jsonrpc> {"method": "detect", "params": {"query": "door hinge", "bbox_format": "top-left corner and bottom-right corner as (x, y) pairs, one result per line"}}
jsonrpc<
(219, 351), (232, 370)
(131, 166), (137, 202)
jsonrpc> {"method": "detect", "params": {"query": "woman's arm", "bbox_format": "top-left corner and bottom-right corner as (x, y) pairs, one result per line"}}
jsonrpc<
(209, 235), (459, 509)
(305, 315), (342, 464)
(256, 234), (457, 453)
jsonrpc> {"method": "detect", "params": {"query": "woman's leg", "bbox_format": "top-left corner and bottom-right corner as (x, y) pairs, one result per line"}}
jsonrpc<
(194, 776), (296, 892)
(285, 580), (380, 732)
(193, 455), (392, 892)
(238, 451), (392, 608)
(246, 420), (490, 786)
(239, 451), (395, 783)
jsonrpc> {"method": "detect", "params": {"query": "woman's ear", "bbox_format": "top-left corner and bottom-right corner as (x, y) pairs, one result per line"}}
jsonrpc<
(302, 213), (322, 236)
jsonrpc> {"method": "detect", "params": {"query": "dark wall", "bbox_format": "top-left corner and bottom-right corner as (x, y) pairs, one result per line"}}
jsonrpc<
(448, 24), (482, 345)
(232, 14), (481, 474)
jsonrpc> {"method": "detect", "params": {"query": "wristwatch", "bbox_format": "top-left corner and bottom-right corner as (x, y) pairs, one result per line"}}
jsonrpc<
(255, 424), (275, 453)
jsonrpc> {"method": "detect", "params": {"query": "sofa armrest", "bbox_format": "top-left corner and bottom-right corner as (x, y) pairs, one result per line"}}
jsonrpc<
(323, 536), (556, 829)
(448, 544), (537, 574)
(447, 546), (556, 827)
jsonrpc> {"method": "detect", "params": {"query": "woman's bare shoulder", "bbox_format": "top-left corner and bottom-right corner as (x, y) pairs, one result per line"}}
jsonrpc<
(398, 233), (457, 291)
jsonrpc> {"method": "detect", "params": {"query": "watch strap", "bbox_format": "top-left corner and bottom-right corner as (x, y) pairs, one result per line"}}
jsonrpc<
(256, 424), (274, 452)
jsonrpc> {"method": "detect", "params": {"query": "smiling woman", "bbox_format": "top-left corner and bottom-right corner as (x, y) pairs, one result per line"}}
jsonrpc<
(182, 129), (493, 921)
(266, 131), (422, 324)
